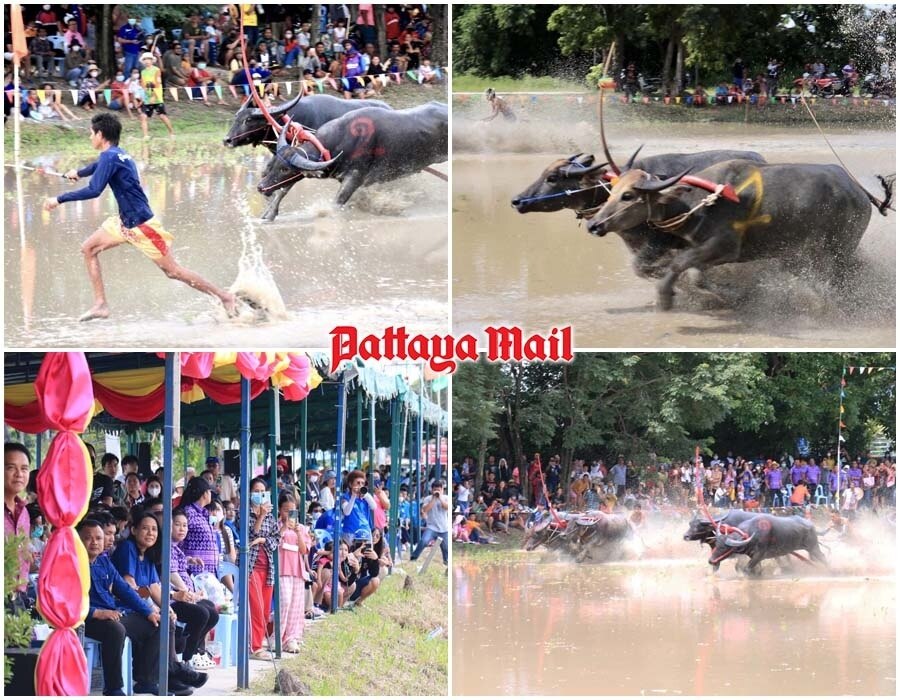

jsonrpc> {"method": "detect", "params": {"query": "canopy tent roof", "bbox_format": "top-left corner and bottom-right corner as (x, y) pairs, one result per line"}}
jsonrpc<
(4, 353), (446, 447)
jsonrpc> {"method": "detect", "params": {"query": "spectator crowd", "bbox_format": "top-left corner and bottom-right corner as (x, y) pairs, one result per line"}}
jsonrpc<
(451, 449), (896, 541)
(5, 4), (443, 125)
(5, 439), (448, 696)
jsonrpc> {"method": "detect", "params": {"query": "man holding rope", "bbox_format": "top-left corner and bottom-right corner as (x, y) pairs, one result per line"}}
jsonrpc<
(42, 112), (237, 321)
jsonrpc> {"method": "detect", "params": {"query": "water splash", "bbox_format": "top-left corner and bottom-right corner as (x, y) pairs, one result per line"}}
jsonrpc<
(229, 192), (288, 320)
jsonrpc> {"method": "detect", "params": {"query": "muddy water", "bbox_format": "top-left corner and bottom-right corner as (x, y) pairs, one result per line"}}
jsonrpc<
(453, 121), (895, 347)
(5, 154), (447, 347)
(453, 554), (896, 696)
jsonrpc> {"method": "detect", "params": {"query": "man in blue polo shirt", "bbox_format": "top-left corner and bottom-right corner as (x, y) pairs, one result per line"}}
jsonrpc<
(43, 112), (236, 321)
(78, 519), (161, 696)
(117, 18), (144, 77)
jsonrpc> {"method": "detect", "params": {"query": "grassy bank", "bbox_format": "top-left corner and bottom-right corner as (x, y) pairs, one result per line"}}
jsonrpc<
(452, 76), (895, 129)
(453, 531), (528, 564)
(247, 564), (448, 696)
(453, 73), (586, 93)
(4, 80), (446, 164)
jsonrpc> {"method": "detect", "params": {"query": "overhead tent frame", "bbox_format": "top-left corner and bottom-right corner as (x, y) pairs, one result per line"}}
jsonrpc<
(4, 352), (448, 691)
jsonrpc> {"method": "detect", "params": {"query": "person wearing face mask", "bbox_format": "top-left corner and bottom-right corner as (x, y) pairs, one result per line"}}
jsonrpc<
(340, 470), (376, 544)
(36, 4), (59, 35)
(116, 17), (144, 77)
(306, 468), (322, 505)
(283, 30), (300, 69)
(144, 476), (163, 500)
(187, 60), (225, 106)
(65, 41), (87, 87)
(77, 65), (108, 110)
(247, 477), (280, 660)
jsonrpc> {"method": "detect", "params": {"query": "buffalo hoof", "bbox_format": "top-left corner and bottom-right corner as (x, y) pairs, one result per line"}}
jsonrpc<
(657, 292), (675, 311)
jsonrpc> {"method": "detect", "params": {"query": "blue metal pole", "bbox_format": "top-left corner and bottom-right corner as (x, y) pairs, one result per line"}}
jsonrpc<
(368, 397), (376, 487)
(268, 388), (282, 657)
(35, 431), (42, 469)
(237, 377), (251, 688)
(300, 399), (308, 521)
(387, 399), (401, 559)
(157, 354), (176, 695)
(330, 375), (348, 613)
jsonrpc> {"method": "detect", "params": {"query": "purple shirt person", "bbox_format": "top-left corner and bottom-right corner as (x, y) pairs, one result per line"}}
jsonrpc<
(790, 461), (808, 486)
(179, 477), (219, 574)
(765, 466), (783, 490)
(806, 461), (820, 486)
(847, 463), (863, 487)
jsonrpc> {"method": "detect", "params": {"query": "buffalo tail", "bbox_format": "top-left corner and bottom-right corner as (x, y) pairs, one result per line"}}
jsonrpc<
(875, 173), (895, 216)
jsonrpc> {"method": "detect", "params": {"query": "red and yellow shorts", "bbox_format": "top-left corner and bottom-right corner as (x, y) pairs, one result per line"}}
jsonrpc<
(102, 216), (173, 261)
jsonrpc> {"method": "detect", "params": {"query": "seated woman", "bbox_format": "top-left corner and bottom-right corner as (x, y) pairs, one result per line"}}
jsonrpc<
(78, 519), (161, 696)
(109, 511), (206, 693)
(36, 83), (76, 121)
(347, 534), (380, 606)
(165, 507), (219, 670)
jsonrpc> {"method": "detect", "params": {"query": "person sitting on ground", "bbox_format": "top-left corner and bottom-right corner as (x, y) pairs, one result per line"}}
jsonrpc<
(35, 83), (77, 121)
(79, 518), (162, 696)
(107, 69), (135, 118)
(419, 58), (436, 85)
(162, 42), (190, 87)
(187, 60), (225, 106)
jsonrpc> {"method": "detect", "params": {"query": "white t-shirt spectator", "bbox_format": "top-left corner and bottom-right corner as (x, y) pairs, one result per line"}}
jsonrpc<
(421, 494), (449, 533)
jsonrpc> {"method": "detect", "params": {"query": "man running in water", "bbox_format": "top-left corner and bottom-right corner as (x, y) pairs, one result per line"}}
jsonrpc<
(482, 87), (516, 122)
(43, 112), (236, 321)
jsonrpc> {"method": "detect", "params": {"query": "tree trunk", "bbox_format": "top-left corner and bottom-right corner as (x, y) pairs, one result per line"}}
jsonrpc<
(311, 5), (322, 45)
(674, 39), (684, 94)
(662, 35), (675, 94)
(97, 5), (115, 79)
(375, 4), (387, 59)
(612, 31), (625, 78)
(476, 437), (487, 494)
(430, 3), (447, 66)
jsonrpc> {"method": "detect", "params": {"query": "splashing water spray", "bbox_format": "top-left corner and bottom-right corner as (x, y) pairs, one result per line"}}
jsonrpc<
(229, 192), (288, 320)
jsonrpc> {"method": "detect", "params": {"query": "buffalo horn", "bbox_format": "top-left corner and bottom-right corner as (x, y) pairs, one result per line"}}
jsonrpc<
(632, 168), (692, 193)
(567, 153), (585, 163)
(599, 91), (621, 175)
(724, 532), (756, 548)
(288, 148), (341, 172)
(276, 120), (291, 151)
(624, 145), (644, 171)
(561, 161), (607, 178)
(269, 92), (303, 117)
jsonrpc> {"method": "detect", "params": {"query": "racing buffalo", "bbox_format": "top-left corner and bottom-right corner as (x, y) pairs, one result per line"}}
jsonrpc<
(524, 511), (631, 562)
(587, 159), (893, 310)
(223, 94), (393, 221)
(223, 92), (391, 149)
(510, 148), (766, 280)
(707, 513), (829, 576)
(257, 101), (447, 209)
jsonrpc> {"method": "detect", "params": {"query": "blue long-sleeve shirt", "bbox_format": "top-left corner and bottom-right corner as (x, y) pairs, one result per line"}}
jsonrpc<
(57, 146), (154, 228)
(87, 552), (153, 620)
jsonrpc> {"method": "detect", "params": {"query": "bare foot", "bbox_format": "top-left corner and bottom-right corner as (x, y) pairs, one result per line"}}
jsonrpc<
(78, 303), (110, 321)
(222, 293), (238, 318)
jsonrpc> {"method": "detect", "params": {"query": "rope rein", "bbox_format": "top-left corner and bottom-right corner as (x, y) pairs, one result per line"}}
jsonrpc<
(649, 184), (726, 233)
(800, 96), (894, 214)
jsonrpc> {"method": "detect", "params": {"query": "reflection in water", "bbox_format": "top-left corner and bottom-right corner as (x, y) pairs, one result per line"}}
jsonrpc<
(452, 123), (895, 347)
(454, 556), (896, 696)
(5, 155), (447, 346)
